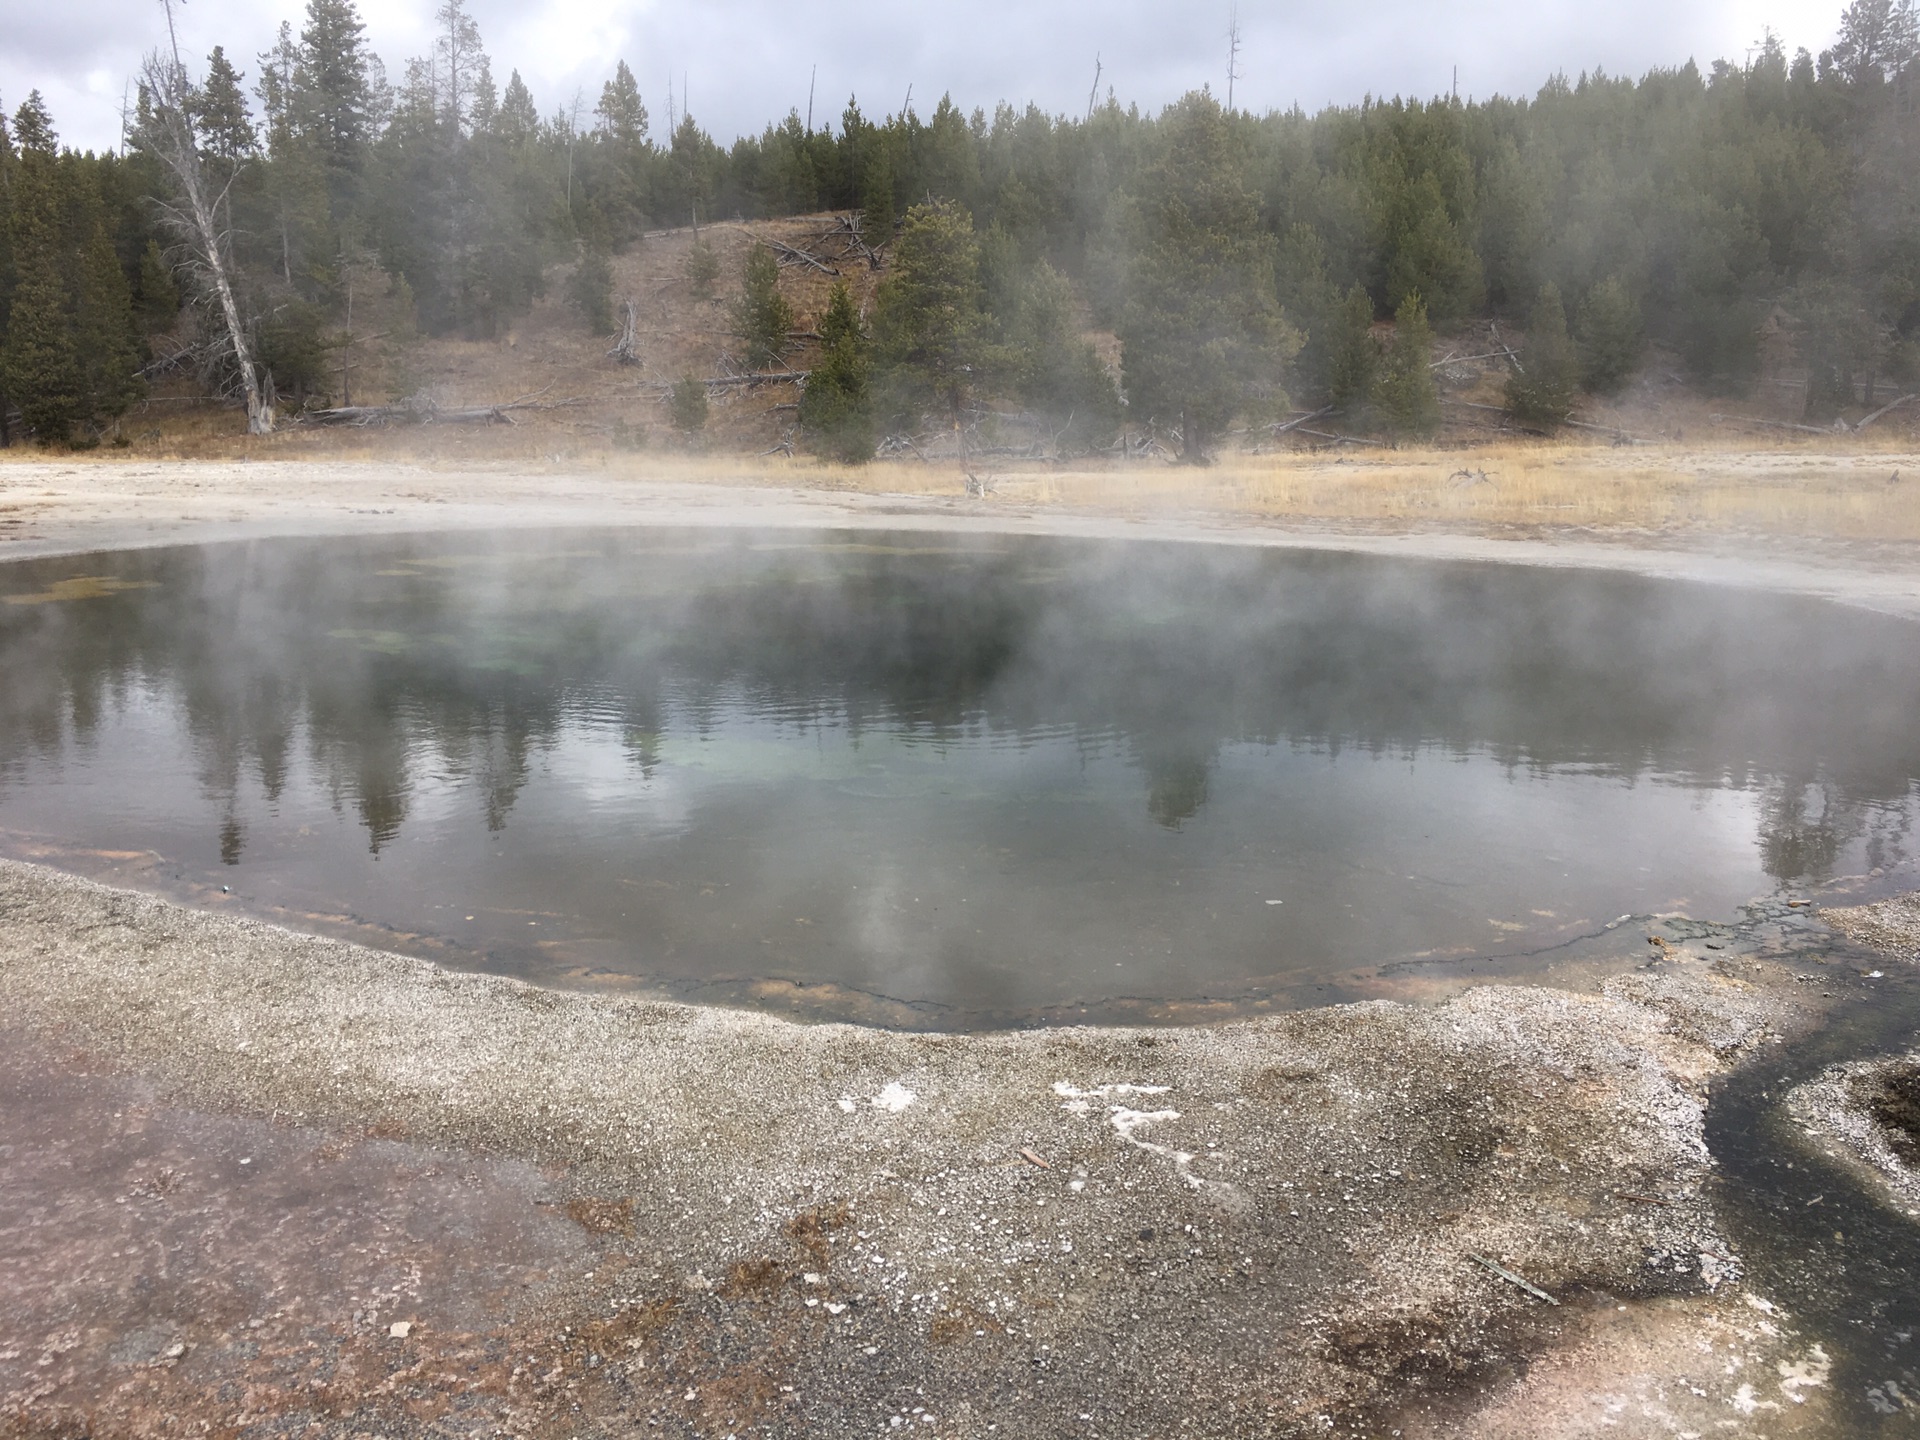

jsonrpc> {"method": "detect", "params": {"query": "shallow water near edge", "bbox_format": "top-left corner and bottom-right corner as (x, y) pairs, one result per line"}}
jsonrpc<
(3, 527), (1919, 1026)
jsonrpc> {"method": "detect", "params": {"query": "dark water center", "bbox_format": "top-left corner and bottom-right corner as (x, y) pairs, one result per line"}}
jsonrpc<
(3, 530), (1918, 1025)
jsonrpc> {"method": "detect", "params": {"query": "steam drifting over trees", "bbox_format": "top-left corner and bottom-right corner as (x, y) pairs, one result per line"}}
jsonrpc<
(0, 0), (1917, 445)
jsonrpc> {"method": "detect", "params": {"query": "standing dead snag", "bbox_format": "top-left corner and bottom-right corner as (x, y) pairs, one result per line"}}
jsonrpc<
(137, 44), (272, 436)
(608, 299), (642, 364)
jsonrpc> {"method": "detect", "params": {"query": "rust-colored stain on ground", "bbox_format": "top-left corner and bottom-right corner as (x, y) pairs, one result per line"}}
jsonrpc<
(0, 1029), (595, 1434)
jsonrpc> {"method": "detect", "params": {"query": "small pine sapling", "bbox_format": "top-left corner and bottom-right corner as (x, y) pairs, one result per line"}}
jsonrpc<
(669, 373), (709, 434)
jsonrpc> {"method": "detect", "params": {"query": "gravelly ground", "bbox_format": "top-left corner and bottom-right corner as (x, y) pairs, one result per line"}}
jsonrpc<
(1821, 893), (1920, 962)
(1788, 1049), (1920, 1224)
(0, 859), (1859, 1439)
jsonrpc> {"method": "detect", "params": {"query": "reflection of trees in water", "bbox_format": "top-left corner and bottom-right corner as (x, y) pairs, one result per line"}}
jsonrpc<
(219, 814), (244, 867)
(1756, 777), (1917, 882)
(0, 537), (1918, 869)
(1144, 754), (1212, 830)
(1759, 781), (1847, 881)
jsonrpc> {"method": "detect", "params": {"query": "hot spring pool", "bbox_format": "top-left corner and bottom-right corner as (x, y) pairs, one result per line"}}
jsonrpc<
(2, 529), (1916, 1025)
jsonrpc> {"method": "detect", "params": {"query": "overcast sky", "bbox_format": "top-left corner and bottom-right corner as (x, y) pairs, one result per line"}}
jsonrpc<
(5, 0), (1849, 155)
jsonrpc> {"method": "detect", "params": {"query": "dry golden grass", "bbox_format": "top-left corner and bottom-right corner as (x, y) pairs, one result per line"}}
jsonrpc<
(594, 439), (1920, 542)
(8, 428), (1919, 543)
(975, 442), (1920, 540)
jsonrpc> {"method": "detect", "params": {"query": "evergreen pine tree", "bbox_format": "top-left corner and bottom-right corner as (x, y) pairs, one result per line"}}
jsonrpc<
(1273, 223), (1341, 404)
(1118, 91), (1297, 462)
(729, 243), (794, 369)
(1792, 278), (1878, 422)
(136, 241), (181, 332)
(1505, 282), (1579, 429)
(685, 239), (719, 299)
(1380, 171), (1484, 325)
(256, 23), (304, 146)
(667, 113), (720, 227)
(566, 242), (614, 333)
(469, 59), (498, 134)
(1825, 0), (1920, 84)
(298, 0), (374, 172)
(872, 199), (987, 431)
(993, 256), (1119, 444)
(1574, 276), (1643, 395)
(1, 95), (82, 444)
(197, 48), (257, 161)
(799, 280), (876, 463)
(71, 173), (145, 435)
(859, 149), (895, 247)
(669, 373), (708, 433)
(11, 91), (54, 153)
(495, 71), (539, 146)
(1327, 283), (1378, 413)
(1371, 291), (1439, 438)
(595, 61), (649, 147)
(923, 96), (980, 207)
(0, 104), (16, 446)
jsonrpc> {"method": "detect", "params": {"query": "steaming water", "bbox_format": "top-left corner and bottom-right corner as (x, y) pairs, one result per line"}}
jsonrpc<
(3, 529), (1919, 1025)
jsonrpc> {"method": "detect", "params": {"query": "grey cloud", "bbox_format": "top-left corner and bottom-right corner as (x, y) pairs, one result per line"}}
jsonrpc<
(4, 0), (1844, 155)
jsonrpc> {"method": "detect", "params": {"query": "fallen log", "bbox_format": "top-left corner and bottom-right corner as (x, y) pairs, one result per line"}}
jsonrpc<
(1465, 402), (1648, 442)
(1856, 393), (1916, 431)
(1445, 399), (1649, 443)
(1560, 416), (1652, 445)
(1428, 350), (1511, 369)
(640, 369), (811, 396)
(1271, 406), (1334, 435)
(1710, 412), (1836, 436)
(433, 406), (520, 426)
(768, 239), (839, 276)
(1292, 427), (1390, 449)
(302, 404), (418, 427)
(301, 389), (587, 427)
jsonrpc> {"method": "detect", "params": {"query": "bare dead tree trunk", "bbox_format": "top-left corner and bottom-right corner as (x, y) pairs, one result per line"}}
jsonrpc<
(607, 298), (641, 364)
(139, 48), (273, 435)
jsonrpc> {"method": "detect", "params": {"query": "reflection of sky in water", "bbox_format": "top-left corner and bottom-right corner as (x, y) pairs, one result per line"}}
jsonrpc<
(1, 531), (1917, 1022)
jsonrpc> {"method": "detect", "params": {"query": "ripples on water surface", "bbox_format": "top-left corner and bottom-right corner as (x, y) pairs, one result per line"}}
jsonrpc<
(2, 530), (1917, 1025)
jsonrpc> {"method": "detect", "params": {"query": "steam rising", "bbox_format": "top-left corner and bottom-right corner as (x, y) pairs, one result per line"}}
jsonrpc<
(0, 529), (1914, 1024)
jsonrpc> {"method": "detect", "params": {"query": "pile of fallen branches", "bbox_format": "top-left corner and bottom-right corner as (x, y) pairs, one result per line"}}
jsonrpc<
(765, 214), (889, 277)
(300, 387), (587, 427)
(634, 367), (812, 400)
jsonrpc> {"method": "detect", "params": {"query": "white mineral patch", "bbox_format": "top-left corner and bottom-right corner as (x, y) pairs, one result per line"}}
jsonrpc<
(1055, 1084), (1212, 1191)
(1777, 1345), (1831, 1403)
(1052, 1081), (1172, 1099)
(871, 1081), (917, 1113)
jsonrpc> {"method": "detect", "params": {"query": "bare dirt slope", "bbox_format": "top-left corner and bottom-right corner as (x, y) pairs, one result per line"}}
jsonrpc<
(87, 208), (1920, 468)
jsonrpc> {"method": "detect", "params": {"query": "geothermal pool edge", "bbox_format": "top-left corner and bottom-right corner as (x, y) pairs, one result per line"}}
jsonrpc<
(0, 854), (1891, 1437)
(4, 469), (1918, 1436)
